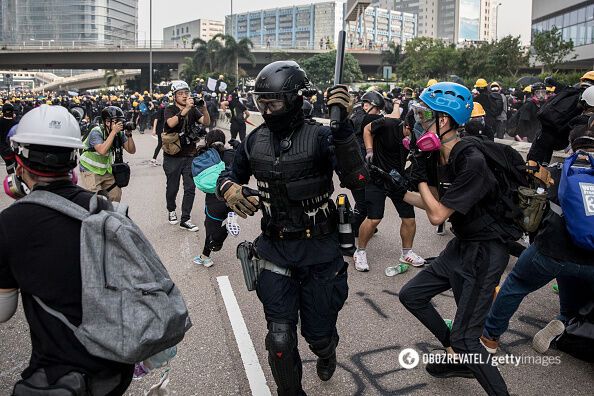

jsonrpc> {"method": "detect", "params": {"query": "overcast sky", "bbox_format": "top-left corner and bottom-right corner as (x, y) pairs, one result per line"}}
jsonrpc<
(138, 0), (533, 44)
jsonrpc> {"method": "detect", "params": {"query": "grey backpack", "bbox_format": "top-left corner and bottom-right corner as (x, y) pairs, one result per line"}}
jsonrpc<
(15, 190), (192, 364)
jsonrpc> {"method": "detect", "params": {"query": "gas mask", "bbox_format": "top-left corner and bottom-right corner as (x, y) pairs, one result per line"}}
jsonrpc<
(3, 174), (30, 199)
(411, 103), (442, 152)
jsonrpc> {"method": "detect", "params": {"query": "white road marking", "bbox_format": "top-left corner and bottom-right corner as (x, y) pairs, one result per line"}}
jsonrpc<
(216, 276), (272, 396)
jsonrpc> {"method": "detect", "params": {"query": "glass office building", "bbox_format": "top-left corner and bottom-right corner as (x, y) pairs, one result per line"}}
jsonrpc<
(0, 0), (138, 45)
(532, 1), (594, 47)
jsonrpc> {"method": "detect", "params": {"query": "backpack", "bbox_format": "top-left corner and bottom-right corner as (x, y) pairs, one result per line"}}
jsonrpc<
(488, 92), (504, 117)
(556, 301), (594, 363)
(557, 150), (594, 250)
(192, 148), (225, 193)
(452, 136), (545, 240)
(14, 191), (192, 364)
(139, 102), (149, 115)
(537, 86), (581, 131)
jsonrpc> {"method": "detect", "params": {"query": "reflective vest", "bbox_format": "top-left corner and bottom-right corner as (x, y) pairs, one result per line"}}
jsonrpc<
(80, 126), (113, 175)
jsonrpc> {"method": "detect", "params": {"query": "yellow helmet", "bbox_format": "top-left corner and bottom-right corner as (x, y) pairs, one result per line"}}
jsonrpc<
(144, 91), (149, 95)
(133, 101), (139, 107)
(46, 100), (52, 105)
(546, 86), (556, 93)
(426, 79), (438, 88)
(474, 78), (488, 88)
(219, 74), (224, 80)
(523, 85), (532, 93)
(471, 102), (486, 118)
(581, 71), (594, 82)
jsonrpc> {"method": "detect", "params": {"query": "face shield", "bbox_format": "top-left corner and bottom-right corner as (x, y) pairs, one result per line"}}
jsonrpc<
(411, 102), (437, 128)
(253, 91), (297, 115)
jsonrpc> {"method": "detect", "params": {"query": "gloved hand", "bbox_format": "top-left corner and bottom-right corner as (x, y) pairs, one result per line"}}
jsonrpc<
(326, 84), (353, 122)
(527, 160), (554, 187)
(365, 148), (374, 165)
(221, 182), (259, 219)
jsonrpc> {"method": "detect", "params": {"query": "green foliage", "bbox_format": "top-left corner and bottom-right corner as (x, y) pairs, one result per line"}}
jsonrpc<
(300, 50), (363, 89)
(532, 27), (576, 72)
(190, 35), (255, 85)
(103, 69), (124, 88)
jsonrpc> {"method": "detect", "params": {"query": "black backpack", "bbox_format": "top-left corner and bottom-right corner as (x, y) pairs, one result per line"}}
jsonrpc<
(488, 92), (504, 117)
(451, 136), (531, 241)
(537, 86), (581, 131)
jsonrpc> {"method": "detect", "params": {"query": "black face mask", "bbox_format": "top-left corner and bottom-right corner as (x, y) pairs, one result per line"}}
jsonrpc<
(464, 119), (485, 137)
(263, 107), (304, 135)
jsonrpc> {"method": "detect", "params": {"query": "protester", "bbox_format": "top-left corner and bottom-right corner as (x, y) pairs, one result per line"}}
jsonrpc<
(490, 82), (508, 139)
(0, 105), (134, 395)
(462, 102), (494, 140)
(150, 98), (166, 166)
(0, 102), (18, 173)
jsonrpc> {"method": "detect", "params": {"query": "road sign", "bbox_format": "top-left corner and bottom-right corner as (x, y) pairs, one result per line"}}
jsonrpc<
(383, 66), (392, 80)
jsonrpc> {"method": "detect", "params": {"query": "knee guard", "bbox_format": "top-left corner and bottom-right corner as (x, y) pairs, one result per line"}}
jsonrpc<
(265, 322), (303, 395)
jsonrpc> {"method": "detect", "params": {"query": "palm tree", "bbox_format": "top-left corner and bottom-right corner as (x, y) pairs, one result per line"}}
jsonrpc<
(381, 41), (402, 68)
(179, 57), (199, 83)
(103, 69), (124, 88)
(191, 37), (223, 74)
(212, 34), (256, 86)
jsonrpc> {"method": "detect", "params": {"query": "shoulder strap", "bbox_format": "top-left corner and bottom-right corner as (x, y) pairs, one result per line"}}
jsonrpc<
(14, 190), (90, 222)
(32, 295), (78, 332)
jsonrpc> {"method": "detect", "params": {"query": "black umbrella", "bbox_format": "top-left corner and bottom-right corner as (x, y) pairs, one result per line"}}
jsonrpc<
(516, 76), (541, 87)
(448, 75), (465, 86)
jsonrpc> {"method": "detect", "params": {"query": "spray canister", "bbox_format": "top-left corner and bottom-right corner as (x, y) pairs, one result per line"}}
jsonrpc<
(336, 193), (355, 254)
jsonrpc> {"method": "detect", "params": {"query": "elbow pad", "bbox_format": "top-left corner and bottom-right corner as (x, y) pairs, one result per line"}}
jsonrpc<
(333, 134), (370, 190)
(0, 289), (18, 323)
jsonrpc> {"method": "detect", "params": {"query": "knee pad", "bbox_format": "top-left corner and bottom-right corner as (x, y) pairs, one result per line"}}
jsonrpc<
(265, 322), (296, 356)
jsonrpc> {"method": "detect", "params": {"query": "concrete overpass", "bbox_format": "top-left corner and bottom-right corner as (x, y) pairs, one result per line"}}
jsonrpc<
(0, 47), (384, 76)
(37, 70), (140, 92)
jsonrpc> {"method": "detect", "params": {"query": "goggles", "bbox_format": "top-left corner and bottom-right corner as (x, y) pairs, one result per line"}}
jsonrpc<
(253, 92), (293, 115)
(411, 102), (436, 125)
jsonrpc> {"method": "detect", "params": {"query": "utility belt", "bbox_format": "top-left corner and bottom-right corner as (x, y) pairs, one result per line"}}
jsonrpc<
(262, 219), (337, 240)
(236, 241), (292, 291)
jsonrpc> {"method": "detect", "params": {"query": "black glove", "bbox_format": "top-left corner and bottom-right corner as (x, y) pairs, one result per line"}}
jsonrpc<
(408, 153), (429, 186)
(369, 165), (408, 201)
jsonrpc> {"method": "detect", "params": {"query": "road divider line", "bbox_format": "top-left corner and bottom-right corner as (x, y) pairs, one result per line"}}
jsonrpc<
(217, 276), (272, 396)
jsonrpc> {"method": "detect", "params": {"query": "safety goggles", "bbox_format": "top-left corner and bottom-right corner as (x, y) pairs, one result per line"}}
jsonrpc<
(254, 92), (293, 115)
(411, 102), (436, 125)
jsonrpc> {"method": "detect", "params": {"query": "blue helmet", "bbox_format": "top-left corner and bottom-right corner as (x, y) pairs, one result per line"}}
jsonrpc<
(419, 82), (473, 126)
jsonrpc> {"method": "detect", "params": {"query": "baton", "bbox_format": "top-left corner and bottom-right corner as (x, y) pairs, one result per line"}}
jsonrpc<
(330, 30), (347, 132)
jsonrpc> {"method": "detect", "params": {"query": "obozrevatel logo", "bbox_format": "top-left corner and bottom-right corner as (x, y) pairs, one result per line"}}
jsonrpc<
(398, 348), (420, 369)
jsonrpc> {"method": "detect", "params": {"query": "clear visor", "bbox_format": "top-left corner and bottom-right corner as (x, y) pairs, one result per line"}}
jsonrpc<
(254, 92), (290, 115)
(411, 102), (436, 125)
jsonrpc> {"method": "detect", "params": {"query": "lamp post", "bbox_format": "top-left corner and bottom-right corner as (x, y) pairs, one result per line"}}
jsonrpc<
(149, 0), (153, 96)
(495, 2), (502, 42)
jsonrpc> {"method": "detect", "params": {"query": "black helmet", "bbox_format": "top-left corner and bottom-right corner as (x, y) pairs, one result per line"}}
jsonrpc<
(2, 102), (14, 116)
(391, 87), (402, 96)
(101, 106), (125, 122)
(531, 82), (546, 92)
(70, 107), (85, 123)
(361, 91), (385, 110)
(253, 60), (310, 116)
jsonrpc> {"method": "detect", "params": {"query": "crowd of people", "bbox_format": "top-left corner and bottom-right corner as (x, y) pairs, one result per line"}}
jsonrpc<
(0, 65), (593, 396)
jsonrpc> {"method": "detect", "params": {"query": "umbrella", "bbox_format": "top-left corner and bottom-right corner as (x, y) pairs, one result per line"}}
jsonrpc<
(516, 76), (541, 87)
(448, 75), (465, 85)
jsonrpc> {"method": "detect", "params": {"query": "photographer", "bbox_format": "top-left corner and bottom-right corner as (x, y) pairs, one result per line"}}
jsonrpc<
(79, 106), (136, 202)
(163, 80), (210, 230)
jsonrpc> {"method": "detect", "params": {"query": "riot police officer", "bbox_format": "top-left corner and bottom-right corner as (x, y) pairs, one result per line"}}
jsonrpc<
(216, 61), (367, 396)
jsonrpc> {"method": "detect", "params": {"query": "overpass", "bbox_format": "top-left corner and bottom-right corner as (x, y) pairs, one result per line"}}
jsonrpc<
(0, 45), (384, 76)
(37, 70), (140, 92)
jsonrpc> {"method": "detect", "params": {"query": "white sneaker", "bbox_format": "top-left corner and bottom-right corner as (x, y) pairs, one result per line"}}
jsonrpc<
(532, 319), (565, 354)
(150, 159), (161, 166)
(225, 212), (241, 236)
(193, 255), (214, 268)
(168, 211), (179, 225)
(353, 249), (369, 272)
(399, 251), (426, 267)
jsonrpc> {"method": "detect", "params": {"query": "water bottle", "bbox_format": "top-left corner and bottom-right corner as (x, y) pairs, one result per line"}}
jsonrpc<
(143, 346), (178, 371)
(384, 263), (409, 277)
(336, 194), (355, 252)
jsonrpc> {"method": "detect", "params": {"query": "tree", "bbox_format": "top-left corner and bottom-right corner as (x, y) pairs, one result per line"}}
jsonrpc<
(532, 27), (576, 73)
(103, 69), (124, 88)
(301, 50), (363, 89)
(382, 42), (402, 67)
(491, 36), (529, 78)
(191, 37), (223, 73)
(399, 37), (460, 80)
(211, 34), (255, 86)
(179, 57), (199, 84)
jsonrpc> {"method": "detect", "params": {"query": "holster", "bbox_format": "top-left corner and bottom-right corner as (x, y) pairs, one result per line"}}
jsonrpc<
(236, 241), (292, 292)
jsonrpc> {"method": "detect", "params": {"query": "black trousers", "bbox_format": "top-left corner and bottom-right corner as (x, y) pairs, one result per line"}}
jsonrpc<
(230, 121), (246, 142)
(163, 155), (195, 223)
(256, 257), (348, 342)
(152, 133), (162, 160)
(399, 237), (510, 396)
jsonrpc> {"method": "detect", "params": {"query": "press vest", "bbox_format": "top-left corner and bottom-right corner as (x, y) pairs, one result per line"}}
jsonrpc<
(80, 126), (113, 175)
(248, 121), (335, 234)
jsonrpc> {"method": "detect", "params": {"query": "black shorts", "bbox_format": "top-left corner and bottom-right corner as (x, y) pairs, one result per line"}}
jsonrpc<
(365, 181), (415, 220)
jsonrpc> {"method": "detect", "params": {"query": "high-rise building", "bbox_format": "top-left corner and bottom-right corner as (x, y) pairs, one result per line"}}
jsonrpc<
(0, 0), (138, 45)
(531, 0), (594, 68)
(381, 0), (493, 42)
(163, 19), (225, 47)
(226, 1), (417, 49)
(225, 1), (345, 49)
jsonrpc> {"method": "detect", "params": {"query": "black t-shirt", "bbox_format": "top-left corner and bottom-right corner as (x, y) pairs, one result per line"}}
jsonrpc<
(370, 116), (406, 173)
(440, 144), (500, 240)
(163, 104), (203, 157)
(152, 107), (165, 134)
(230, 100), (247, 125)
(0, 117), (16, 149)
(0, 181), (133, 383)
(534, 165), (592, 265)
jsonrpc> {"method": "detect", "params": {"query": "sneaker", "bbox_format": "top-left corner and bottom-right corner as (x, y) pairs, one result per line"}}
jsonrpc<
(168, 211), (179, 225)
(436, 223), (446, 235)
(179, 220), (199, 232)
(193, 255), (214, 268)
(150, 158), (161, 166)
(480, 335), (499, 354)
(225, 212), (241, 236)
(353, 249), (369, 272)
(399, 251), (426, 267)
(532, 319), (565, 354)
(426, 362), (474, 379)
(132, 362), (149, 380)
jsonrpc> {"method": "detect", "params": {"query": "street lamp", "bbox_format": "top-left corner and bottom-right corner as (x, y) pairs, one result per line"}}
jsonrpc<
(495, 2), (502, 42)
(149, 0), (153, 96)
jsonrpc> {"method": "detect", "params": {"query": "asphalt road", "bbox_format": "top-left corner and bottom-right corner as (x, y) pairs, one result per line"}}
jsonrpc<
(1, 129), (593, 396)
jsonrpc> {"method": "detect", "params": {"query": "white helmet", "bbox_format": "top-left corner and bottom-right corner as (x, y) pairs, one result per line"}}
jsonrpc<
(11, 105), (83, 149)
(581, 85), (594, 107)
(171, 80), (190, 94)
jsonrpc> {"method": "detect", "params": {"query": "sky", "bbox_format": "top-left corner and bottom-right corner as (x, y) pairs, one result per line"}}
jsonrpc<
(138, 0), (533, 44)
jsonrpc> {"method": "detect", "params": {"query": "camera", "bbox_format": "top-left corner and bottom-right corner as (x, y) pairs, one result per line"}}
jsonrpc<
(191, 95), (205, 108)
(123, 121), (136, 131)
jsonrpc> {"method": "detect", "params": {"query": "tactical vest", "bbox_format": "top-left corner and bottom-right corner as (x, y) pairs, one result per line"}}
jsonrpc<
(248, 121), (336, 238)
(80, 126), (113, 175)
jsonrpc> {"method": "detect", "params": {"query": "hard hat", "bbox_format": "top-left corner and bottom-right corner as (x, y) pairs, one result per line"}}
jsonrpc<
(581, 86), (594, 107)
(11, 105), (83, 149)
(523, 85), (532, 93)
(471, 102), (486, 118)
(420, 82), (473, 126)
(171, 80), (190, 94)
(426, 79), (438, 88)
(474, 78), (488, 88)
(580, 71), (594, 82)
(219, 74), (224, 80)
(490, 82), (501, 91)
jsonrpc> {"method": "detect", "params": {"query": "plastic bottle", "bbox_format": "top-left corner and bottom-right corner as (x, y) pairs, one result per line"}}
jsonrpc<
(384, 263), (410, 277)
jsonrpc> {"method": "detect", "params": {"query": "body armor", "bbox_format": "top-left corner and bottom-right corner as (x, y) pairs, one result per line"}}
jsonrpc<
(248, 121), (336, 238)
